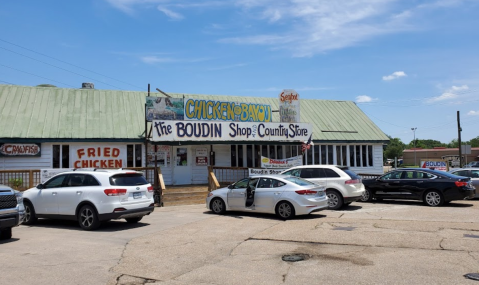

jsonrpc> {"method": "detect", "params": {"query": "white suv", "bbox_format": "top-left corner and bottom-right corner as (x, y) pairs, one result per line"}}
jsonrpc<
(22, 169), (155, 230)
(281, 165), (365, 210)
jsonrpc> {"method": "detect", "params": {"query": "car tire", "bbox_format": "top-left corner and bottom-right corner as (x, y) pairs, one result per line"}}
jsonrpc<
(423, 190), (444, 207)
(125, 217), (143, 223)
(210, 198), (226, 215)
(78, 205), (100, 231)
(0, 227), (12, 240)
(276, 201), (295, 220)
(23, 201), (38, 225)
(326, 190), (343, 210)
(360, 188), (374, 202)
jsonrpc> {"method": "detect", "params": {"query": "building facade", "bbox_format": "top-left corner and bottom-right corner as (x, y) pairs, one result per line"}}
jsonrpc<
(0, 84), (390, 185)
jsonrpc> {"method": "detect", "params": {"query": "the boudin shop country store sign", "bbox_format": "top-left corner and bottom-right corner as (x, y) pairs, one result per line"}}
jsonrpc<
(70, 145), (127, 168)
(152, 121), (313, 142)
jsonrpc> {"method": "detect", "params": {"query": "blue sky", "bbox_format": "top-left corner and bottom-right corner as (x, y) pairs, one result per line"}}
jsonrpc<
(1, 0), (478, 145)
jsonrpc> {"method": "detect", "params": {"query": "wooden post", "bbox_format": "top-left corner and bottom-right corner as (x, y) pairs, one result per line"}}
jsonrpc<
(157, 166), (166, 207)
(29, 170), (34, 188)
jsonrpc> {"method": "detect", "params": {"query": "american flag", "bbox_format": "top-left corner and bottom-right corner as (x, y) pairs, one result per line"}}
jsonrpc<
(301, 134), (313, 154)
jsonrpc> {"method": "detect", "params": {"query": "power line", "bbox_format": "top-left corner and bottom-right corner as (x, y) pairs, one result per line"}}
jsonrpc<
(0, 64), (77, 88)
(0, 79), (15, 85)
(0, 38), (145, 90)
(0, 45), (125, 90)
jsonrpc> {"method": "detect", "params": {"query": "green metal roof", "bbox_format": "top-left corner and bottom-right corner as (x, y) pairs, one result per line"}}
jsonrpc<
(0, 84), (389, 143)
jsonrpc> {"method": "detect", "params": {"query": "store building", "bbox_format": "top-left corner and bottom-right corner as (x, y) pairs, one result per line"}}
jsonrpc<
(403, 147), (479, 167)
(0, 84), (390, 185)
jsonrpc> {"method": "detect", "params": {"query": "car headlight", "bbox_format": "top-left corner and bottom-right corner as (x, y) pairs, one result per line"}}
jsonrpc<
(15, 190), (24, 204)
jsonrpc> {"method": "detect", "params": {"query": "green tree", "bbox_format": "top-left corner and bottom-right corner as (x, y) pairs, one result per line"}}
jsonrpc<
(36, 84), (57, 87)
(408, 139), (445, 149)
(384, 136), (405, 159)
(468, 136), (479, 147)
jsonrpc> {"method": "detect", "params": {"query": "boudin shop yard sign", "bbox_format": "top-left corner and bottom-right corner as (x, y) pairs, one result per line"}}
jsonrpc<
(152, 120), (312, 142)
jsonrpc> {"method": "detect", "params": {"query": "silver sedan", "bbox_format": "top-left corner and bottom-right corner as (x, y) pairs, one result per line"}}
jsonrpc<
(449, 168), (479, 198)
(206, 175), (328, 220)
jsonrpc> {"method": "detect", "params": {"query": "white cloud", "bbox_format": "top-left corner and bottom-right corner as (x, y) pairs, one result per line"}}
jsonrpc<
(140, 56), (175, 64)
(356, 95), (377, 103)
(382, 71), (407, 81)
(467, 110), (479, 116)
(157, 6), (184, 20)
(427, 85), (469, 103)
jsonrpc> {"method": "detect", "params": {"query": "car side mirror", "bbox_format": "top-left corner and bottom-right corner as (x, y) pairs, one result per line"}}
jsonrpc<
(228, 184), (234, 190)
(36, 183), (44, 190)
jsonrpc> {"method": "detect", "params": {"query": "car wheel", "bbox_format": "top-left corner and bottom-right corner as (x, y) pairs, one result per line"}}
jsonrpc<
(0, 227), (12, 240)
(23, 202), (38, 225)
(276, 201), (295, 220)
(125, 217), (143, 223)
(360, 188), (373, 202)
(78, 205), (100, 231)
(424, 190), (444, 207)
(326, 190), (343, 210)
(210, 198), (226, 215)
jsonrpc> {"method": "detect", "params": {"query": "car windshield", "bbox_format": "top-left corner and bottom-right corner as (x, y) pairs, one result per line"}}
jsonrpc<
(343, 169), (361, 180)
(284, 176), (316, 186)
(109, 174), (148, 186)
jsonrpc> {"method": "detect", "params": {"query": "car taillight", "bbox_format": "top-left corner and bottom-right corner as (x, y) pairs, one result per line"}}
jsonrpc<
(345, 179), (360, 185)
(104, 189), (127, 196)
(295, 190), (317, 195)
(455, 181), (468, 187)
(147, 186), (154, 193)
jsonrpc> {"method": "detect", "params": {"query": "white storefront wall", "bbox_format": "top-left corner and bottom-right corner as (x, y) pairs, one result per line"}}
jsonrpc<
(0, 142), (384, 185)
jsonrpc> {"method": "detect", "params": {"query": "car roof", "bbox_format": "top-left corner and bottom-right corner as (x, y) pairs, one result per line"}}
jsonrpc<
(48, 169), (144, 177)
(249, 174), (291, 179)
(451, 168), (479, 171)
(283, 165), (342, 169)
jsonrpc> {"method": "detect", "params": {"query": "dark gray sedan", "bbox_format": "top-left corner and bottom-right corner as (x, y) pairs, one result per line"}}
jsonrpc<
(361, 168), (475, 206)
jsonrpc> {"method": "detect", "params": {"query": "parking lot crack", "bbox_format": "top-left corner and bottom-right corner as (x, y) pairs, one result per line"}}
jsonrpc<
(439, 238), (445, 250)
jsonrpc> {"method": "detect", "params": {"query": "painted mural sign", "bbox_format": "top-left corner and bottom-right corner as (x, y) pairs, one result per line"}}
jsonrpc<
(421, 160), (448, 171)
(260, 155), (303, 169)
(279, 89), (300, 123)
(146, 96), (184, 121)
(151, 120), (312, 142)
(0, 143), (41, 157)
(70, 145), (127, 169)
(184, 98), (272, 122)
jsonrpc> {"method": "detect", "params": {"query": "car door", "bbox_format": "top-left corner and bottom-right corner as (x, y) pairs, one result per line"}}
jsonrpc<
(254, 178), (286, 212)
(398, 170), (426, 199)
(36, 174), (67, 214)
(371, 171), (404, 199)
(227, 178), (249, 209)
(470, 170), (479, 196)
(57, 174), (91, 216)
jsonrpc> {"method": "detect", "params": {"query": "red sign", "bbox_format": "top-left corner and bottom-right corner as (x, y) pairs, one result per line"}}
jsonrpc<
(196, 156), (208, 166)
(0, 143), (41, 156)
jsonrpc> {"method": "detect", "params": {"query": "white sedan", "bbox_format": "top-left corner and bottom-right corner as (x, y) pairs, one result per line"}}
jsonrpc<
(206, 175), (328, 220)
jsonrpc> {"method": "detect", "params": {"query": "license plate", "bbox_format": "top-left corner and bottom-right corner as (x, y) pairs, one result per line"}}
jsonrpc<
(133, 192), (142, 199)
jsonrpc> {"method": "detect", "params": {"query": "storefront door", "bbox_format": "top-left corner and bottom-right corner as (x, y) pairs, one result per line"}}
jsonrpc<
(173, 146), (192, 185)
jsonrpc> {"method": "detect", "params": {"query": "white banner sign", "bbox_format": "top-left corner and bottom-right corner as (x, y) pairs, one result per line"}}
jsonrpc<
(421, 160), (448, 171)
(40, 169), (73, 183)
(152, 120), (312, 142)
(248, 168), (286, 176)
(260, 155), (303, 169)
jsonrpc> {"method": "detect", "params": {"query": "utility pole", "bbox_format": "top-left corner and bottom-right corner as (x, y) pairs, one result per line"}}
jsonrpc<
(411, 127), (417, 166)
(457, 111), (462, 168)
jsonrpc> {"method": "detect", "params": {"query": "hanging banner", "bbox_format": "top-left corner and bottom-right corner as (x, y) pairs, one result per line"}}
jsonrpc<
(0, 143), (41, 157)
(151, 120), (312, 142)
(184, 98), (272, 122)
(279, 89), (300, 123)
(260, 155), (303, 169)
(146, 96), (184, 121)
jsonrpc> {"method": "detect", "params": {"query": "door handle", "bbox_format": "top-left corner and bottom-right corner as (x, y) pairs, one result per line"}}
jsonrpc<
(416, 181), (423, 184)
(52, 192), (57, 195)
(393, 181), (400, 184)
(76, 191), (82, 195)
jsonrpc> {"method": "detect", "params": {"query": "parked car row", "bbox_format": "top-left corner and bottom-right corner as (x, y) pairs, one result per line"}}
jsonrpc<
(206, 165), (477, 220)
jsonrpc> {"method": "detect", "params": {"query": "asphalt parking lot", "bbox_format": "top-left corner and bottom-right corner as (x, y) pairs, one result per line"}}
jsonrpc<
(2, 199), (479, 285)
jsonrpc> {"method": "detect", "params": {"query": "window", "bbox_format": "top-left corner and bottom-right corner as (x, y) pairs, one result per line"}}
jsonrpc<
(237, 145), (244, 167)
(322, 145), (327, 164)
(324, 168), (340, 178)
(52, 145), (70, 168)
(110, 173), (148, 186)
(471, 170), (479, 178)
(246, 145), (253, 167)
(277, 145), (283, 159)
(231, 145), (237, 167)
(255, 145), (261, 168)
(176, 148), (188, 166)
(362, 145), (367, 167)
(314, 145), (320, 165)
(44, 175), (67, 188)
(328, 145), (334, 164)
(381, 171), (402, 180)
(127, 144), (143, 167)
(282, 169), (301, 177)
(232, 178), (249, 188)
